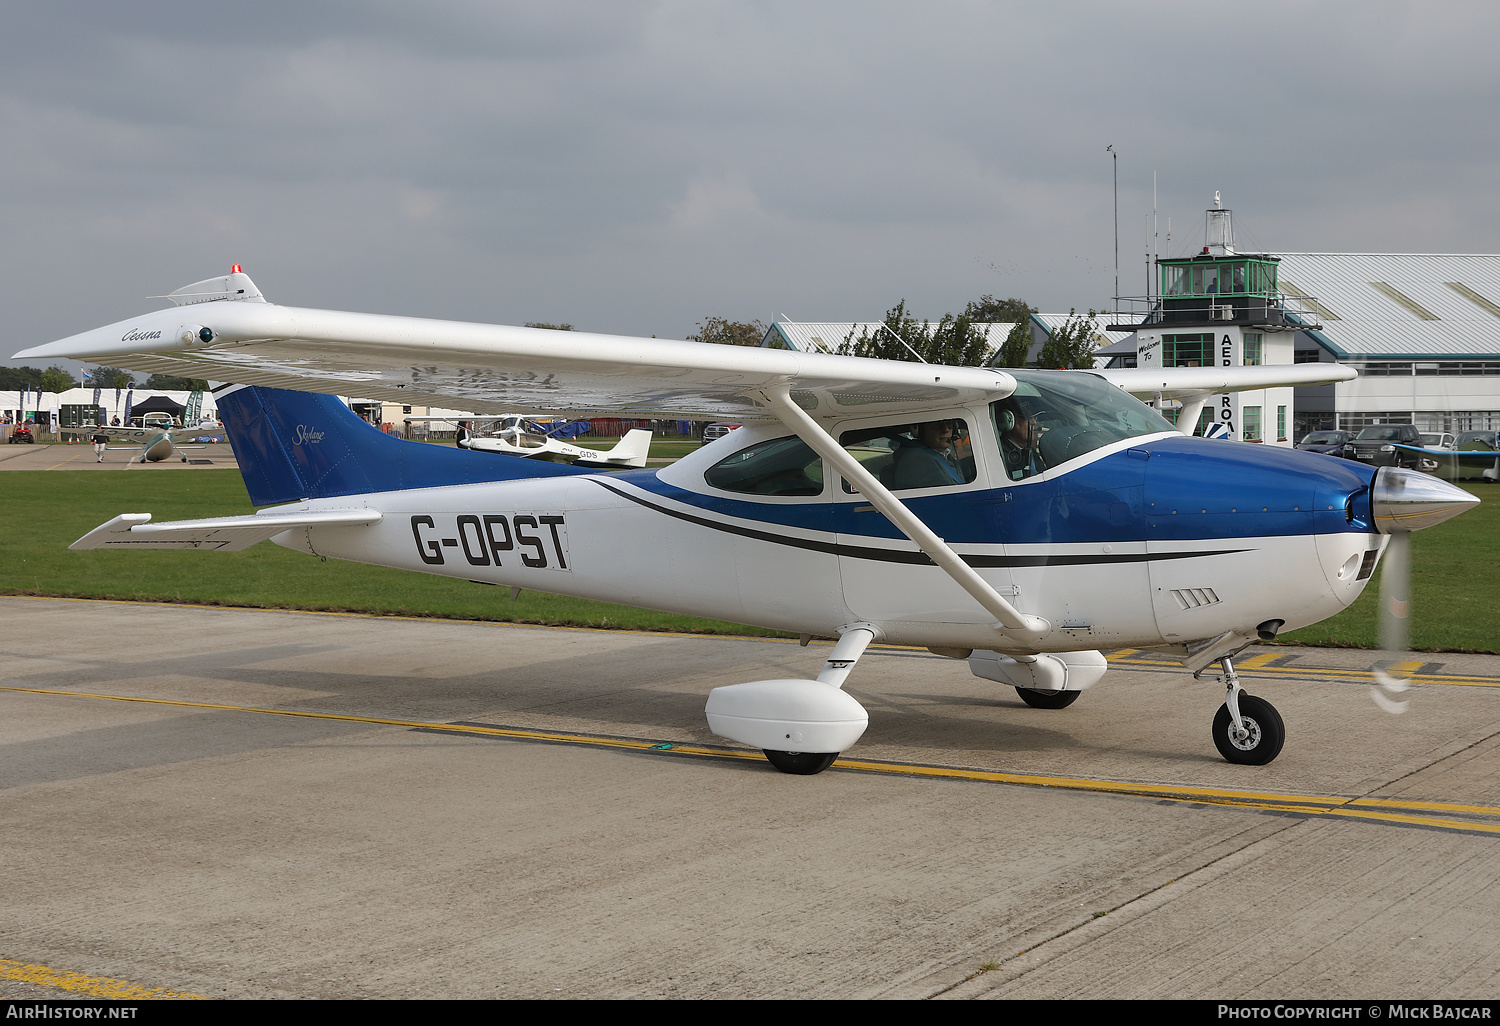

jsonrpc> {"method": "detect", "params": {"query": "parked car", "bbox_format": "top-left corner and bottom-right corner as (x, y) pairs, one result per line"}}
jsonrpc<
(1341, 424), (1430, 470)
(6, 426), (34, 444)
(1420, 432), (1457, 451)
(700, 422), (742, 446)
(1295, 429), (1348, 455)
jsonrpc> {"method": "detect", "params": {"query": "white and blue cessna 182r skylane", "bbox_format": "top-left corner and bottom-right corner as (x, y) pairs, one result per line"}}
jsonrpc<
(17, 269), (1480, 773)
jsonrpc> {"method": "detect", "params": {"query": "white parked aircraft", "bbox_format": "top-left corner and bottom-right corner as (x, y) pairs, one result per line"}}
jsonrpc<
(65, 411), (222, 463)
(408, 414), (652, 468)
(18, 269), (1479, 773)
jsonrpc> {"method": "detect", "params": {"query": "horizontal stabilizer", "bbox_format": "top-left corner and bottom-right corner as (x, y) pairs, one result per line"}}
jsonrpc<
(70, 509), (382, 552)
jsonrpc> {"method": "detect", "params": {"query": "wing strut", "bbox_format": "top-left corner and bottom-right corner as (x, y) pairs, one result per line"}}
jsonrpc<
(754, 386), (1049, 641)
(1174, 394), (1208, 436)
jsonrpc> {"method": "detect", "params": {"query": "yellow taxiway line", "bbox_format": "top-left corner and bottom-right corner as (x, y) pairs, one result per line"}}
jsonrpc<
(6, 683), (1500, 836)
(0, 957), (202, 1000)
(43, 450), (86, 471)
(1108, 648), (1500, 689)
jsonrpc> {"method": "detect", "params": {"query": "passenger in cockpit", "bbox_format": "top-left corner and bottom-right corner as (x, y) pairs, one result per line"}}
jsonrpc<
(890, 420), (966, 489)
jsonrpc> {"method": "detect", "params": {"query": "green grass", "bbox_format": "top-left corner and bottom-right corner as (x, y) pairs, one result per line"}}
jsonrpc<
(0, 470), (788, 637)
(2, 471), (1494, 652)
(1278, 481), (1498, 652)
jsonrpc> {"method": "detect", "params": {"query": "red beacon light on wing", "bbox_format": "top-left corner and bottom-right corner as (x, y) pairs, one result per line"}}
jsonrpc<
(231, 264), (242, 274)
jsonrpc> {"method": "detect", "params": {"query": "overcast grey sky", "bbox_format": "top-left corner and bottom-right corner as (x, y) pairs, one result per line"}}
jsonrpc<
(6, 0), (1499, 367)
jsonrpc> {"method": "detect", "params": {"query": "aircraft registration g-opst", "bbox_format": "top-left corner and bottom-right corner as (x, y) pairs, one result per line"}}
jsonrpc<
(17, 268), (1480, 774)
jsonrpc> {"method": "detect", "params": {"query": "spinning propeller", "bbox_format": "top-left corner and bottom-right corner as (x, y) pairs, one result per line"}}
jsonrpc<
(1367, 468), (1478, 713)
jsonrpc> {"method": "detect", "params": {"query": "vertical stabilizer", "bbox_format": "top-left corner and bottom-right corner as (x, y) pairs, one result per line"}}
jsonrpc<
(599, 428), (653, 468)
(213, 384), (591, 507)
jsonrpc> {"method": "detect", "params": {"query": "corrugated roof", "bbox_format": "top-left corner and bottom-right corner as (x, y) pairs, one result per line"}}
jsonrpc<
(1275, 253), (1500, 358)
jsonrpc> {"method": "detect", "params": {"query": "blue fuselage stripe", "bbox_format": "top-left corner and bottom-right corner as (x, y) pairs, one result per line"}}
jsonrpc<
(591, 479), (1247, 567)
(608, 436), (1378, 547)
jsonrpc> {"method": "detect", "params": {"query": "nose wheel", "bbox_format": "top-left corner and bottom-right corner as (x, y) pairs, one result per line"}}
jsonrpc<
(1212, 693), (1284, 764)
(1207, 655), (1285, 765)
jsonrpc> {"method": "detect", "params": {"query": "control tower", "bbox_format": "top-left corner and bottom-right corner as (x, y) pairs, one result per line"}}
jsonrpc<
(1112, 194), (1318, 444)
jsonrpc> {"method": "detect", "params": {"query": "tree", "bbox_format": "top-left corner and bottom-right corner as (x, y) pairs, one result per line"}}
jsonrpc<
(690, 317), (767, 347)
(994, 318), (1034, 368)
(839, 300), (923, 361)
(1036, 309), (1102, 370)
(525, 322), (574, 331)
(38, 365), (78, 393)
(0, 366), (45, 390)
(962, 294), (1036, 325)
(86, 366), (135, 389)
(145, 373), (210, 390)
(840, 300), (993, 366)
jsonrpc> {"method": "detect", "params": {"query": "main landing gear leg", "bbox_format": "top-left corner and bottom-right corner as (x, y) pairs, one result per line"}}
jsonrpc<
(1204, 655), (1285, 765)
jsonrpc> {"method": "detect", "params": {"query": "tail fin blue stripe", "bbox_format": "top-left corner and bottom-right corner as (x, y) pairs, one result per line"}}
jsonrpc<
(215, 385), (592, 507)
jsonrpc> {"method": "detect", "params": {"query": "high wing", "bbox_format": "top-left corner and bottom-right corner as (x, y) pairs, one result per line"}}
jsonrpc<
(72, 425), (157, 442)
(17, 273), (1018, 420)
(71, 509), (383, 551)
(1098, 365), (1357, 399)
(18, 271), (1357, 419)
(1097, 365), (1356, 436)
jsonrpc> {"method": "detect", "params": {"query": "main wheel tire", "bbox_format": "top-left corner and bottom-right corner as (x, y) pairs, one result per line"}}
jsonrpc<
(1212, 694), (1285, 765)
(762, 750), (838, 775)
(1015, 687), (1081, 709)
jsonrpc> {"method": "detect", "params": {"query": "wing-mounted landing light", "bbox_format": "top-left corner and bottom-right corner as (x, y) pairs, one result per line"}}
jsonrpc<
(1368, 468), (1479, 713)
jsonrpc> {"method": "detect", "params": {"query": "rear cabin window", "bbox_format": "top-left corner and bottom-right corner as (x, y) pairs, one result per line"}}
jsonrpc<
(704, 436), (824, 496)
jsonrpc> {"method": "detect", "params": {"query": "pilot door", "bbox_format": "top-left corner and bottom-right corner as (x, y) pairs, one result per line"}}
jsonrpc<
(832, 413), (1014, 626)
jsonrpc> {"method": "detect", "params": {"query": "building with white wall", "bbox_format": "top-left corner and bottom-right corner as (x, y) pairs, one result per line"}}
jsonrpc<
(1273, 253), (1500, 437)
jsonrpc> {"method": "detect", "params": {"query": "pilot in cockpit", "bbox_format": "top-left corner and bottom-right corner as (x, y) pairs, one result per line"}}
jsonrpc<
(997, 396), (1047, 480)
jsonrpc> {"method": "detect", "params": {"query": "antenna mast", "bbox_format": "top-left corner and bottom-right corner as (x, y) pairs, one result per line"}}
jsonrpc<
(1107, 145), (1119, 316)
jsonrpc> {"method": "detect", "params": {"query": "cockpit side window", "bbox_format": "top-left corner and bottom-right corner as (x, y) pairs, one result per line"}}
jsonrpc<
(704, 436), (824, 496)
(837, 418), (977, 494)
(992, 370), (1175, 475)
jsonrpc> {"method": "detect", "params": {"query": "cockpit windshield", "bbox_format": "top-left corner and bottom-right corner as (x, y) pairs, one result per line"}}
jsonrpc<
(991, 370), (1174, 473)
